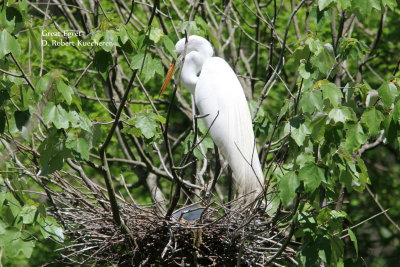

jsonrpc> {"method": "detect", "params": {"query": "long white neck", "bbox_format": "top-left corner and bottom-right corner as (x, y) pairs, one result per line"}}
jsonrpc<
(181, 52), (202, 94)
(180, 41), (213, 94)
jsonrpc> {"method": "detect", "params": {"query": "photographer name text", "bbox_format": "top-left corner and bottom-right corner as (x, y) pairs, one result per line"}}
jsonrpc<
(41, 30), (112, 47)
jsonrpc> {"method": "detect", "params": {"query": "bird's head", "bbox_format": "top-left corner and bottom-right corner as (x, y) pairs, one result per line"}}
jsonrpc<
(159, 35), (214, 96)
(175, 35), (213, 58)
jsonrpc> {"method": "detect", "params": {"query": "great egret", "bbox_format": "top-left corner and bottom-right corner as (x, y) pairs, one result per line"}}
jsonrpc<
(161, 35), (264, 202)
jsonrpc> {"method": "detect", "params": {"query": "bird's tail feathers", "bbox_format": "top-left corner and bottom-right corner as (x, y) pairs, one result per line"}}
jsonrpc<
(230, 149), (264, 202)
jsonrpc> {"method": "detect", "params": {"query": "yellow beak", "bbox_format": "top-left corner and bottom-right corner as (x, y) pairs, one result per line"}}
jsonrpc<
(159, 59), (176, 96)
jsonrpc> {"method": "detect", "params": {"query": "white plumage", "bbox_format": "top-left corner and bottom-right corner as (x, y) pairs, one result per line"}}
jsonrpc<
(167, 35), (264, 201)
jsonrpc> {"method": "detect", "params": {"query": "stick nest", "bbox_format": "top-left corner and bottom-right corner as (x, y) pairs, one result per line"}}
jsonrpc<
(56, 201), (298, 266)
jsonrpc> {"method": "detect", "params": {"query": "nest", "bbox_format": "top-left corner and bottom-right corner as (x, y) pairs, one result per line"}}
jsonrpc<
(55, 200), (298, 266)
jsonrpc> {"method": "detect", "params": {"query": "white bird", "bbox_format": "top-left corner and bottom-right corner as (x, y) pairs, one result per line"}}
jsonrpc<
(160, 35), (264, 202)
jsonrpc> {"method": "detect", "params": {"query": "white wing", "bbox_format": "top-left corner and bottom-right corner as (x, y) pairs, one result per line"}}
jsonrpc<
(195, 57), (263, 199)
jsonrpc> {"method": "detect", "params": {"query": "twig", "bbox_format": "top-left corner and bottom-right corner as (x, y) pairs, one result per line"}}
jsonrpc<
(0, 68), (23, 78)
(125, 0), (135, 25)
(98, 70), (137, 233)
(339, 208), (390, 239)
(366, 185), (400, 232)
(9, 53), (35, 91)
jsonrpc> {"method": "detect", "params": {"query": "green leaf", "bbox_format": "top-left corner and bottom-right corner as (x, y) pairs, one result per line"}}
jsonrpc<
(179, 21), (203, 36)
(4, 6), (23, 26)
(92, 124), (102, 148)
(298, 163), (325, 193)
(149, 27), (164, 43)
(14, 110), (30, 131)
(155, 114), (166, 124)
(38, 216), (64, 242)
(195, 17), (211, 34)
(42, 102), (56, 127)
(130, 52), (159, 82)
(131, 53), (145, 70)
(136, 31), (152, 50)
(76, 112), (93, 132)
(292, 46), (311, 64)
(19, 205), (37, 224)
(101, 30), (119, 52)
(378, 82), (398, 108)
(307, 38), (324, 54)
(143, 55), (156, 83)
(317, 208), (332, 224)
(352, 0), (372, 18)
(3, 192), (21, 221)
(5, 192), (21, 218)
(348, 229), (358, 257)
(19, 0), (28, 13)
(0, 89), (10, 106)
(126, 111), (163, 140)
(153, 57), (164, 77)
(339, 167), (353, 191)
(360, 107), (384, 136)
(64, 110), (80, 127)
(382, 0), (397, 10)
(7, 71), (24, 86)
(184, 134), (207, 159)
(190, 136), (214, 159)
(343, 123), (367, 154)
(292, 123), (311, 146)
(328, 107), (356, 123)
(0, 192), (6, 209)
(336, 0), (351, 9)
(330, 236), (345, 264)
(0, 29), (21, 59)
(322, 83), (343, 108)
(284, 116), (311, 146)
(312, 45), (337, 74)
(119, 27), (129, 44)
(198, 120), (209, 135)
(370, 0), (381, 10)
(279, 171), (299, 206)
(318, 0), (334, 10)
(0, 221), (5, 238)
(299, 61), (311, 79)
(66, 135), (90, 160)
(0, 8), (16, 32)
(20, 86), (31, 109)
(43, 102), (69, 129)
(200, 136), (214, 151)
(0, 109), (6, 134)
(57, 80), (74, 105)
(163, 35), (177, 59)
(300, 240), (319, 266)
(318, 236), (333, 265)
(0, 227), (35, 258)
(296, 152), (315, 168)
(339, 37), (368, 60)
(300, 90), (323, 114)
(392, 100), (400, 123)
(285, 117), (311, 146)
(357, 157), (370, 190)
(135, 112), (158, 139)
(310, 114), (328, 141)
(35, 73), (53, 96)
(93, 50), (113, 72)
(38, 130), (70, 175)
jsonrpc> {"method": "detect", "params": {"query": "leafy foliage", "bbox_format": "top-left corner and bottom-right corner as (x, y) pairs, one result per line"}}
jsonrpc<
(0, 0), (400, 266)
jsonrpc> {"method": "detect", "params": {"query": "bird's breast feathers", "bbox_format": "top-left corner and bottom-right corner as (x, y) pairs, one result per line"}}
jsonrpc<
(194, 56), (254, 150)
(195, 57), (244, 102)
